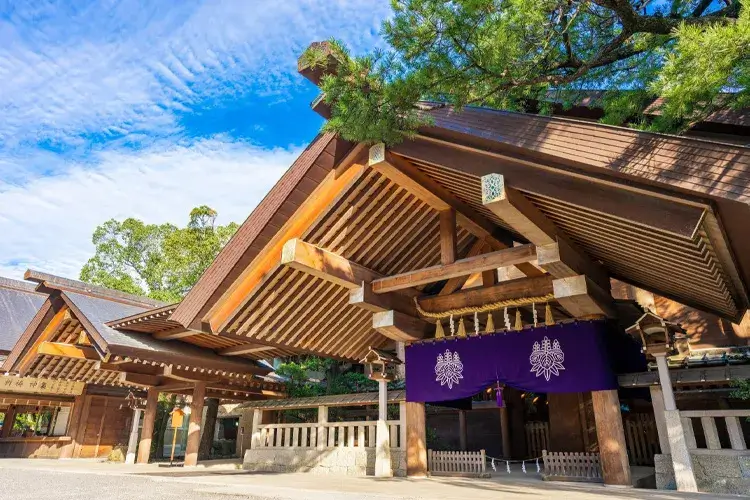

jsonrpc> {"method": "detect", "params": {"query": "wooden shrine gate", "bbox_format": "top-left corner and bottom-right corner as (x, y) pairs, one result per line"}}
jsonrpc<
(623, 412), (661, 466)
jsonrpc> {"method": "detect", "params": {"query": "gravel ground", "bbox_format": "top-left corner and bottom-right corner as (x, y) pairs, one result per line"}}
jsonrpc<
(0, 468), (279, 500)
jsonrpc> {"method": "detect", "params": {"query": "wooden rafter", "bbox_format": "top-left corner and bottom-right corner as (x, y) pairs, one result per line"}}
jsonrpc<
(203, 163), (368, 333)
(372, 244), (537, 294)
(367, 144), (542, 278)
(439, 209), (457, 265)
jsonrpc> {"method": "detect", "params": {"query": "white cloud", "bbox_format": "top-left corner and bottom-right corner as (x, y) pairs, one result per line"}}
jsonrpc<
(0, 138), (301, 279)
(0, 0), (389, 149)
(0, 0), (391, 281)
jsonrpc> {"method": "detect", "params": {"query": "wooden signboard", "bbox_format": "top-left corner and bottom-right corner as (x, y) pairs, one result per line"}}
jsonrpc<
(0, 376), (85, 396)
(170, 408), (185, 429)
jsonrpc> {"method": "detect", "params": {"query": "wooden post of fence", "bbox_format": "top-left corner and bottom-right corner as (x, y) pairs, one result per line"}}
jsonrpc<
(317, 405), (327, 450)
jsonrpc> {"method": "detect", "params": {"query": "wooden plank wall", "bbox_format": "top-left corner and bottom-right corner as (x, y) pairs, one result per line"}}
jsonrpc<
(76, 395), (131, 458)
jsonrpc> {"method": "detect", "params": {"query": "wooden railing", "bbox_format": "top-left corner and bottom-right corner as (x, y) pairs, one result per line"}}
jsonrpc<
(680, 410), (749, 452)
(428, 449), (487, 477)
(525, 421), (549, 458)
(255, 420), (402, 449)
(542, 450), (602, 483)
(624, 413), (660, 465)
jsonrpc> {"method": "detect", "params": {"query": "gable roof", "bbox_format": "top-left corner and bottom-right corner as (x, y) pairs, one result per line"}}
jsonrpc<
(0, 277), (46, 353)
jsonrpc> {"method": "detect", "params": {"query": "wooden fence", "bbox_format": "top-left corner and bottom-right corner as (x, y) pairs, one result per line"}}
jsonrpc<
(541, 450), (603, 483)
(428, 449), (488, 477)
(624, 413), (660, 465)
(255, 420), (402, 449)
(525, 421), (549, 458)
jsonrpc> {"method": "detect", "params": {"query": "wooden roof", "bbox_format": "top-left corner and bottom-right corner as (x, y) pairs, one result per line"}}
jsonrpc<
(157, 53), (750, 361)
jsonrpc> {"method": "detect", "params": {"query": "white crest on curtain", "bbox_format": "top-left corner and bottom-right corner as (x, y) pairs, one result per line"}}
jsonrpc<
(435, 349), (464, 389)
(529, 336), (565, 381)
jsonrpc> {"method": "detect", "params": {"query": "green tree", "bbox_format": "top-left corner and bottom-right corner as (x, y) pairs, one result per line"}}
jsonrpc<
(80, 206), (238, 303)
(303, 0), (749, 143)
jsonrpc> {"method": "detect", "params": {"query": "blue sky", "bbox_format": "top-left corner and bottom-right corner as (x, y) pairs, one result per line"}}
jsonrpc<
(0, 0), (390, 279)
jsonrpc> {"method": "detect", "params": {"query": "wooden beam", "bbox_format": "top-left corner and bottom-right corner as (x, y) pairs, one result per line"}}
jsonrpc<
(162, 365), (222, 383)
(553, 275), (616, 318)
(120, 371), (161, 388)
(439, 239), (489, 295)
(281, 238), (381, 289)
(482, 173), (559, 246)
(203, 164), (367, 333)
(372, 244), (537, 294)
(372, 310), (430, 342)
(419, 275), (554, 313)
(94, 361), (161, 375)
(439, 209), (457, 265)
(348, 282), (418, 317)
(481, 173), (609, 289)
(368, 145), (541, 277)
(537, 240), (610, 292)
(37, 341), (100, 361)
(153, 328), (196, 341)
(217, 343), (276, 356)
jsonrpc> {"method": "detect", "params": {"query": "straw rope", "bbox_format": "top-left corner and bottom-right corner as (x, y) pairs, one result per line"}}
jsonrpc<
(413, 293), (555, 319)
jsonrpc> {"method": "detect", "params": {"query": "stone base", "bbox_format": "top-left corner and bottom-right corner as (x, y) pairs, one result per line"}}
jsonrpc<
(243, 448), (407, 477)
(655, 452), (750, 496)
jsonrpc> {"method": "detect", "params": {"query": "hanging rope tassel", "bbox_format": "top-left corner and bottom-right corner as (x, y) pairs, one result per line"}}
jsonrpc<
(522, 461), (527, 474)
(435, 319), (445, 339)
(514, 308), (523, 330)
(545, 303), (554, 326)
(491, 458), (496, 472)
(457, 316), (467, 337)
(485, 312), (495, 333)
(532, 302), (538, 327)
(506, 460), (511, 474)
(536, 458), (540, 473)
(503, 307), (511, 331)
(449, 314), (455, 336)
(473, 311), (479, 336)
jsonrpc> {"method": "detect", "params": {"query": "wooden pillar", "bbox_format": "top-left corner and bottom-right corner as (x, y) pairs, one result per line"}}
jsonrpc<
(591, 390), (632, 487)
(439, 209), (457, 265)
(458, 410), (467, 451)
(184, 382), (206, 466)
(405, 402), (427, 476)
(375, 379), (392, 477)
(499, 407), (511, 459)
(655, 354), (698, 492)
(1, 405), (16, 438)
(125, 408), (143, 464)
(136, 387), (159, 464)
(316, 406), (328, 450)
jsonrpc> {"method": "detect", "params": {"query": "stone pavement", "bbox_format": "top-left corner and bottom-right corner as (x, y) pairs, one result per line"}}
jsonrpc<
(0, 458), (746, 500)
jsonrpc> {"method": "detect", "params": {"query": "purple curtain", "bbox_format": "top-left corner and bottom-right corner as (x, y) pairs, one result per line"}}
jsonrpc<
(405, 320), (620, 403)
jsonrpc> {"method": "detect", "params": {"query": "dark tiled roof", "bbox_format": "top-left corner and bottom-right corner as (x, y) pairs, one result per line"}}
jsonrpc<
(0, 278), (46, 352)
(61, 291), (268, 374)
(25, 269), (165, 308)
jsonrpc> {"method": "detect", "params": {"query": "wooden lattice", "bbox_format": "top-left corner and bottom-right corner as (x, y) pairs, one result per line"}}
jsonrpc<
(542, 450), (603, 483)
